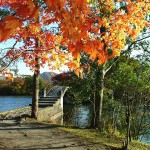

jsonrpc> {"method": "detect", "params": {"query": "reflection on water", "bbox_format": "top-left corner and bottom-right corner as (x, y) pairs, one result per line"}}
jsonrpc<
(140, 134), (150, 145)
(63, 104), (150, 145)
(0, 96), (32, 112)
(63, 104), (91, 128)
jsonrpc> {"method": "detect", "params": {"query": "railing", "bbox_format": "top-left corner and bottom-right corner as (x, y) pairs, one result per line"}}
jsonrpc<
(39, 85), (69, 109)
(46, 85), (64, 97)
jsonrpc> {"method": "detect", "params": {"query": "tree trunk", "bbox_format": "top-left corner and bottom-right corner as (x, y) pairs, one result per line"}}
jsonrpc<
(90, 80), (100, 128)
(31, 37), (40, 119)
(125, 92), (131, 148)
(99, 63), (106, 131)
(90, 62), (112, 130)
(31, 57), (40, 119)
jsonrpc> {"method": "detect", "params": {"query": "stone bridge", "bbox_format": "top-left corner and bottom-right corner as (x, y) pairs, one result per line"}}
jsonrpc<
(30, 85), (69, 125)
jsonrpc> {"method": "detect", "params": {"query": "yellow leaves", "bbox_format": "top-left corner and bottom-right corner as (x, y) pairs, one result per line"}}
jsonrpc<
(28, 22), (41, 35)
(104, 0), (115, 11)
(77, 52), (81, 63)
(86, 0), (93, 3)
(67, 60), (83, 77)
(0, 69), (14, 81)
(102, 18), (109, 28)
(108, 49), (120, 59)
(117, 29), (126, 41)
(56, 35), (63, 44)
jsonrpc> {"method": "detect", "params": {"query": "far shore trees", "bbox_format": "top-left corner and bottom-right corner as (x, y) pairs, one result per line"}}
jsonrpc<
(0, 76), (45, 95)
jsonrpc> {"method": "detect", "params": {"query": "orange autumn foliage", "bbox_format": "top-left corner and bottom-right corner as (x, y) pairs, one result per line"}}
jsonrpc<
(0, 0), (149, 77)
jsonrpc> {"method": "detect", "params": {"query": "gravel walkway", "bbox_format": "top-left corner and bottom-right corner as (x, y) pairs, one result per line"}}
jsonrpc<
(0, 109), (110, 150)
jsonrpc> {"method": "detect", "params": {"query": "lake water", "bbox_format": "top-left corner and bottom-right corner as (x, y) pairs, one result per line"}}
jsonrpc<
(0, 96), (149, 145)
(0, 96), (32, 112)
(63, 104), (92, 128)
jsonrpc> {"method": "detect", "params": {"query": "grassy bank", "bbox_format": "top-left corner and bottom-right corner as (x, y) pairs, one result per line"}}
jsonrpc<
(59, 127), (150, 150)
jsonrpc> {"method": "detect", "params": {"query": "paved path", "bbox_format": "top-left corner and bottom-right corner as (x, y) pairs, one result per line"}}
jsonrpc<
(0, 119), (110, 150)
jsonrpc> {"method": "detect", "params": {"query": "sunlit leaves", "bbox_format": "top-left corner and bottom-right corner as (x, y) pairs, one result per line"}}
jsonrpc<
(0, 69), (13, 80)
(0, 0), (150, 78)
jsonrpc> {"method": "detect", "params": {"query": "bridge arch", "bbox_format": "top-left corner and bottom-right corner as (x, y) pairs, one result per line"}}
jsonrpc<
(37, 85), (69, 124)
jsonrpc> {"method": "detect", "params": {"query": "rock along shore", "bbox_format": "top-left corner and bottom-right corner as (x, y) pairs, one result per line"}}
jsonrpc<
(0, 106), (31, 120)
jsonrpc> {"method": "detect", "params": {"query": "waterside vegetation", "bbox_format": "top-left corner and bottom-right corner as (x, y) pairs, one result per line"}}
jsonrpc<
(60, 127), (150, 150)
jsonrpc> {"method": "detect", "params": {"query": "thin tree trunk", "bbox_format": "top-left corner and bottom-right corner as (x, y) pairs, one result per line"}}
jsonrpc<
(90, 70), (100, 129)
(125, 92), (131, 148)
(99, 63), (106, 131)
(90, 88), (100, 128)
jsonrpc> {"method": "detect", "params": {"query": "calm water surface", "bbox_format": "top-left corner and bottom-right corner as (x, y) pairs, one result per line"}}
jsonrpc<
(64, 104), (92, 128)
(0, 96), (31, 112)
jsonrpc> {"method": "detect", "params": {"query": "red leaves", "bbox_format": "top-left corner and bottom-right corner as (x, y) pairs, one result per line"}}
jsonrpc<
(0, 16), (22, 42)
(0, 0), (149, 77)
(0, 0), (39, 42)
(45, 0), (66, 11)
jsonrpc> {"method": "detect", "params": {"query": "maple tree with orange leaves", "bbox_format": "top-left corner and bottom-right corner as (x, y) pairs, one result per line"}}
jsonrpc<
(0, 0), (149, 119)
(0, 0), (149, 76)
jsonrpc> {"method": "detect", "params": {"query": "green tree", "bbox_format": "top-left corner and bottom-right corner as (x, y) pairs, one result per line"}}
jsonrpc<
(106, 57), (150, 145)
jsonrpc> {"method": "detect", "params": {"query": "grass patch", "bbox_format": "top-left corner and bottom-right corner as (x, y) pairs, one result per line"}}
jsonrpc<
(128, 141), (149, 150)
(59, 127), (150, 150)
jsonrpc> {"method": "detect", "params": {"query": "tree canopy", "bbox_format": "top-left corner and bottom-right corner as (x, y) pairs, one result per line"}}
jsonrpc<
(0, 0), (149, 78)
